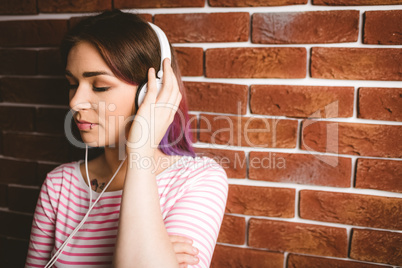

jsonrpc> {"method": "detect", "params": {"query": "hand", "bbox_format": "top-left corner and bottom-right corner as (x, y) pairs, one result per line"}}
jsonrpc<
(169, 235), (200, 268)
(126, 58), (182, 156)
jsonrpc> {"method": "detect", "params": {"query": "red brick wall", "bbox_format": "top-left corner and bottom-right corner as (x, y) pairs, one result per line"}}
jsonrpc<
(0, 1), (401, 267)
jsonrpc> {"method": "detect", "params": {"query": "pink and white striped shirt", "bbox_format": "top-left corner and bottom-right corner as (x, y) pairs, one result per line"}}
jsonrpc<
(25, 156), (228, 268)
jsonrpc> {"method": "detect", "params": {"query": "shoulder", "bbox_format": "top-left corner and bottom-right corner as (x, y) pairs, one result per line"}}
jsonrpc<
(181, 156), (228, 188)
(179, 155), (226, 175)
(42, 160), (81, 188)
(46, 161), (79, 177)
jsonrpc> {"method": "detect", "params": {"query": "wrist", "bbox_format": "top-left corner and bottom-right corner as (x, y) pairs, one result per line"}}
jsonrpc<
(126, 141), (155, 154)
(126, 146), (155, 157)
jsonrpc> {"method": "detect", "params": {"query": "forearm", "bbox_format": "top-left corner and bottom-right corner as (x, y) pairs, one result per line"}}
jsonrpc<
(112, 153), (179, 268)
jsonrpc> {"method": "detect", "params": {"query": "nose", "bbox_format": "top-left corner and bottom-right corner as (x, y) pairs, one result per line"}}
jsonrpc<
(69, 85), (94, 112)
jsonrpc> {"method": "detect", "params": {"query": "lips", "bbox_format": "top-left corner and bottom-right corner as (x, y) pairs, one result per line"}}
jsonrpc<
(75, 119), (98, 131)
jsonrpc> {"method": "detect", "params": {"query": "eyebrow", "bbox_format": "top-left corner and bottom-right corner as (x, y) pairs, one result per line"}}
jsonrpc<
(65, 70), (114, 78)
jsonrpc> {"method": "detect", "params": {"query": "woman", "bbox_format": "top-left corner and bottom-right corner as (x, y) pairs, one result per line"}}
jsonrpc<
(25, 9), (228, 268)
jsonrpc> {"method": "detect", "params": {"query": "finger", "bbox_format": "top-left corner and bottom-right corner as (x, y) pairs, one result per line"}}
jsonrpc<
(156, 58), (174, 103)
(175, 253), (199, 266)
(169, 235), (193, 244)
(167, 71), (180, 105)
(167, 89), (181, 123)
(165, 72), (181, 119)
(144, 67), (157, 104)
(162, 58), (173, 89)
(172, 241), (198, 255)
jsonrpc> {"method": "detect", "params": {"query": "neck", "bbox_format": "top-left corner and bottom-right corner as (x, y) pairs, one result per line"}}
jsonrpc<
(102, 145), (129, 176)
(101, 145), (170, 179)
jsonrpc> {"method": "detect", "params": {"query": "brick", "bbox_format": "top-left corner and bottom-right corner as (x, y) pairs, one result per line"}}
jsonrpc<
(0, 78), (69, 105)
(2, 132), (71, 162)
(313, 0), (402, 5)
(300, 190), (402, 230)
(0, 20), (68, 47)
(8, 186), (40, 213)
(249, 152), (351, 187)
(36, 107), (70, 134)
(211, 244), (284, 268)
(188, 114), (198, 143)
(2, 237), (30, 268)
(0, 184), (6, 207)
(210, 0), (306, 6)
(185, 82), (248, 114)
(226, 185), (295, 217)
(358, 87), (402, 122)
(250, 85), (353, 118)
(0, 0), (37, 15)
(194, 148), (247, 178)
(0, 106), (35, 131)
(287, 253), (392, 268)
(0, 49), (37, 75)
(139, 13), (153, 23)
(364, 10), (402, 45)
(206, 47), (306, 78)
(38, 0), (111, 12)
(217, 215), (246, 245)
(0, 210), (33, 239)
(37, 162), (60, 185)
(311, 47), (402, 81)
(248, 218), (348, 257)
(0, 159), (37, 185)
(155, 13), (249, 43)
(350, 228), (402, 266)
(174, 47), (203, 77)
(115, 0), (204, 8)
(252, 11), (358, 44)
(0, 236), (6, 263)
(355, 159), (402, 193)
(301, 120), (402, 158)
(199, 113), (298, 148)
(37, 49), (64, 75)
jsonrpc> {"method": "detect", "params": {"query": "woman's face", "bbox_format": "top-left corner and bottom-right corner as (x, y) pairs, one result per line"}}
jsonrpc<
(66, 41), (138, 148)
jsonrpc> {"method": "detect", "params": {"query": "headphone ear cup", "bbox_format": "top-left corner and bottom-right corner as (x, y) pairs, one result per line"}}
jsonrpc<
(135, 82), (147, 112)
(134, 78), (163, 113)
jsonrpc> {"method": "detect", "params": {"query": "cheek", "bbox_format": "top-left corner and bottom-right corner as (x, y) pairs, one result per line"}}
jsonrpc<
(103, 97), (136, 134)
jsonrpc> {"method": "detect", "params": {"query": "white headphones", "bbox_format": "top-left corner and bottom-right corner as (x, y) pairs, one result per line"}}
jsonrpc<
(135, 22), (172, 111)
(45, 22), (171, 267)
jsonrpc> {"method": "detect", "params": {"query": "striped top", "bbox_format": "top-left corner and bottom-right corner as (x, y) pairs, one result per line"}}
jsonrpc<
(25, 155), (228, 268)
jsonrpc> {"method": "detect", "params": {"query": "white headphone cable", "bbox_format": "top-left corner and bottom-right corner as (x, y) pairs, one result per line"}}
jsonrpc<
(45, 145), (127, 267)
(85, 144), (92, 205)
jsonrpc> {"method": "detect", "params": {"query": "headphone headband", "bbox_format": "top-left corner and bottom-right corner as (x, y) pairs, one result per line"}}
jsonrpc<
(148, 22), (171, 79)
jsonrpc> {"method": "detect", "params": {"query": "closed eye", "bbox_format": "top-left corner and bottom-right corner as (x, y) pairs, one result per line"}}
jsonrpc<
(67, 85), (110, 92)
(93, 86), (110, 92)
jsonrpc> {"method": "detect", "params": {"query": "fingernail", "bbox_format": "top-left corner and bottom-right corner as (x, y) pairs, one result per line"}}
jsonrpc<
(193, 256), (198, 261)
(193, 247), (198, 253)
(186, 239), (193, 244)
